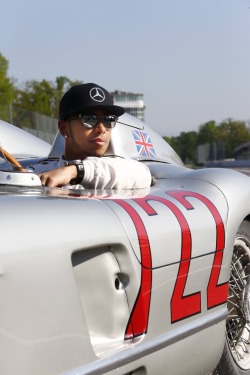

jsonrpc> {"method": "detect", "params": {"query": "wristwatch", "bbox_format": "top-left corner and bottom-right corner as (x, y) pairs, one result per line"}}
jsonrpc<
(64, 160), (85, 185)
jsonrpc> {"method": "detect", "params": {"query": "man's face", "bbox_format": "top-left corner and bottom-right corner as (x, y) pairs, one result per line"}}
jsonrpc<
(60, 109), (113, 160)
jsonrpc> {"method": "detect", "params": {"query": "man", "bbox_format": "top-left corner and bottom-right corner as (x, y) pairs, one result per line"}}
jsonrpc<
(28, 83), (152, 189)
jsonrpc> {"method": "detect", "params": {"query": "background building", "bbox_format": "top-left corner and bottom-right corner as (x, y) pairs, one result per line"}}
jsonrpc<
(111, 91), (145, 122)
(196, 141), (225, 165)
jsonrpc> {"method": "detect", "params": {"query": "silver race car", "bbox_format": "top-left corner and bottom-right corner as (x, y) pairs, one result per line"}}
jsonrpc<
(1, 113), (250, 375)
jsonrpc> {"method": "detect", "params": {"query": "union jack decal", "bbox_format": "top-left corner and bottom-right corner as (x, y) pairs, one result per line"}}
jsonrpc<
(132, 130), (156, 158)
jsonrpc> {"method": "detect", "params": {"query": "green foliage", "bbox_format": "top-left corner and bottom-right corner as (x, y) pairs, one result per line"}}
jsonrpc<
(164, 119), (250, 164)
(166, 131), (198, 163)
(0, 53), (15, 105)
(15, 76), (83, 118)
(0, 53), (16, 121)
(197, 120), (218, 145)
(218, 118), (250, 158)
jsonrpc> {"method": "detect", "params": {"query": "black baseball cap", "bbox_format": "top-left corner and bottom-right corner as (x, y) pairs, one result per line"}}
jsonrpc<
(59, 83), (125, 120)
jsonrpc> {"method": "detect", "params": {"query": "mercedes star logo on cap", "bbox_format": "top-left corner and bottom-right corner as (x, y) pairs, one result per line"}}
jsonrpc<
(90, 87), (105, 102)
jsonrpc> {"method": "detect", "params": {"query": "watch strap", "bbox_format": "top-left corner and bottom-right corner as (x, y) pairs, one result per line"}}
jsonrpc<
(64, 160), (85, 185)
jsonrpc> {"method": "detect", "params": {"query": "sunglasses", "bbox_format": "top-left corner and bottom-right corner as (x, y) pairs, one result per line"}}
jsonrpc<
(68, 114), (118, 129)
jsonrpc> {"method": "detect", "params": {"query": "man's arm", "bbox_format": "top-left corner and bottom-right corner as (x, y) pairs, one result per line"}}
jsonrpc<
(38, 157), (152, 189)
(82, 157), (152, 189)
(38, 165), (77, 187)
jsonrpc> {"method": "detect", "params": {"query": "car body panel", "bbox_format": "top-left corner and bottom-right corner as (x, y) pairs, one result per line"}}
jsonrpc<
(0, 187), (228, 375)
(0, 119), (51, 159)
(104, 178), (229, 268)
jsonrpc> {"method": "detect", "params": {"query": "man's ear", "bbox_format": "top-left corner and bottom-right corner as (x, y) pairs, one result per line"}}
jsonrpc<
(58, 120), (69, 138)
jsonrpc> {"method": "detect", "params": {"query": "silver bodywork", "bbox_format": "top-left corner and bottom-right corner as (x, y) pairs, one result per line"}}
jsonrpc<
(0, 114), (250, 375)
(0, 119), (51, 159)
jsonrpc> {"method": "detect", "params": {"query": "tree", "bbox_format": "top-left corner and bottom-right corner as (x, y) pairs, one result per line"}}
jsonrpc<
(15, 79), (54, 116)
(181, 131), (198, 162)
(14, 76), (82, 118)
(165, 131), (198, 163)
(218, 118), (250, 158)
(165, 135), (182, 157)
(197, 120), (219, 145)
(0, 53), (15, 105)
(0, 53), (16, 122)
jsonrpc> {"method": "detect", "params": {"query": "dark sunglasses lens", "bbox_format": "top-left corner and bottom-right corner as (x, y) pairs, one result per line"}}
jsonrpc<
(82, 114), (118, 129)
(103, 115), (118, 128)
(82, 115), (98, 128)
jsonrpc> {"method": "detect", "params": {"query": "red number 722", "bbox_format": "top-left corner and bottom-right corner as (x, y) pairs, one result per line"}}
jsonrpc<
(112, 191), (228, 340)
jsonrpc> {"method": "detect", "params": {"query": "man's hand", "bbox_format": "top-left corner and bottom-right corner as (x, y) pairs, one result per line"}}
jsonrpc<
(38, 166), (77, 187)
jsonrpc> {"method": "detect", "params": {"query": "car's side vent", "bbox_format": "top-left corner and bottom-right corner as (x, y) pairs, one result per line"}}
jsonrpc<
(71, 246), (131, 357)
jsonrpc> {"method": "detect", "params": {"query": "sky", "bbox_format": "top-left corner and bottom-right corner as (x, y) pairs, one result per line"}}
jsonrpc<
(1, 0), (250, 136)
